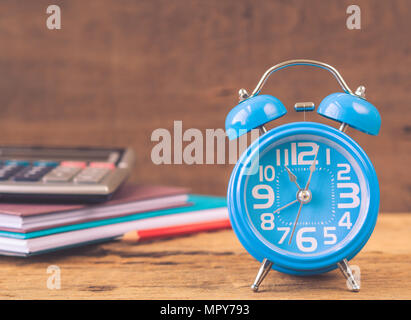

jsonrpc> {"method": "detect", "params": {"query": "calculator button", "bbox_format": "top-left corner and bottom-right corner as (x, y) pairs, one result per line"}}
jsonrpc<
(73, 167), (110, 184)
(61, 161), (87, 168)
(33, 161), (59, 167)
(0, 165), (20, 181)
(43, 166), (81, 183)
(13, 165), (54, 182)
(0, 165), (25, 181)
(5, 160), (30, 166)
(89, 162), (116, 169)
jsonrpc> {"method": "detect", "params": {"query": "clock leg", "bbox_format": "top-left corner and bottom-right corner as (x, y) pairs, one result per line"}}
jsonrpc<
(251, 258), (273, 292)
(337, 258), (360, 292)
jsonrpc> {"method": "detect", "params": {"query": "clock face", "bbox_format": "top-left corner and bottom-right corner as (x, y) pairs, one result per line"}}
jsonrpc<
(243, 134), (370, 257)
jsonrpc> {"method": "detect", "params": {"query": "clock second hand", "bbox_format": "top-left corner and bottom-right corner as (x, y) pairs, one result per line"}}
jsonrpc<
(273, 199), (298, 214)
(288, 146), (320, 244)
(288, 202), (303, 245)
(304, 145), (320, 191)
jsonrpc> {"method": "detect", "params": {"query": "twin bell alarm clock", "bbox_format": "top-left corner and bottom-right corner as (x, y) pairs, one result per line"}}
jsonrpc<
(225, 60), (381, 292)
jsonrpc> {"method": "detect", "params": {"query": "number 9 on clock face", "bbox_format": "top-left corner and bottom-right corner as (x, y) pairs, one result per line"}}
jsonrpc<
(228, 123), (379, 274)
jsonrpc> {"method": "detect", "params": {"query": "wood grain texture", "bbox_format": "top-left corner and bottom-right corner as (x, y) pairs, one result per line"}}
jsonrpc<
(0, 0), (410, 211)
(0, 213), (409, 299)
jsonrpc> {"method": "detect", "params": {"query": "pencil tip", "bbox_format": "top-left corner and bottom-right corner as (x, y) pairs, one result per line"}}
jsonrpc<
(122, 231), (139, 242)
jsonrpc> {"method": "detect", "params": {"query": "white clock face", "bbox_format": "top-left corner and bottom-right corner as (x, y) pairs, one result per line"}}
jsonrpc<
(243, 134), (370, 257)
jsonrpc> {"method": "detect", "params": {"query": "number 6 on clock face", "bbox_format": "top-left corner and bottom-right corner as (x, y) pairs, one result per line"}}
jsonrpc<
(228, 122), (379, 275)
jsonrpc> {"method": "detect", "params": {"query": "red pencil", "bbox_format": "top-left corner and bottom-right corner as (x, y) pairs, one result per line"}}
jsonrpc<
(122, 219), (231, 242)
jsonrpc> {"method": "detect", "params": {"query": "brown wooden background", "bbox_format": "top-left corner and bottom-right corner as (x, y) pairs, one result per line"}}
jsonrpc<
(0, 0), (409, 212)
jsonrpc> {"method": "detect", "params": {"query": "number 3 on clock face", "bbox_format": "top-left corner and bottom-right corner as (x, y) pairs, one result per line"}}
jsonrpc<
(228, 122), (379, 275)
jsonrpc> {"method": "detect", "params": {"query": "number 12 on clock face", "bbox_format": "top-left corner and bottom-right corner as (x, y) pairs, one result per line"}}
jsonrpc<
(274, 142), (330, 166)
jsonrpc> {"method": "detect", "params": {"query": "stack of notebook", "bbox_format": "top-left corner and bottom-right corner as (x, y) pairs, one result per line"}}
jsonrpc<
(0, 185), (229, 256)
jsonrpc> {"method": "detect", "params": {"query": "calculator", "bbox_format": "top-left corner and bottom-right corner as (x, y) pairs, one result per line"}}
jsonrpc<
(0, 146), (135, 202)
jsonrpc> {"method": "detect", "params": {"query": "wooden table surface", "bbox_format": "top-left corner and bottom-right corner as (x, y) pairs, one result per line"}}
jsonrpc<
(0, 213), (410, 300)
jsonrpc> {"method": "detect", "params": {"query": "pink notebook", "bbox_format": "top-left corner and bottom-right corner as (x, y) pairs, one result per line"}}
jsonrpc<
(0, 185), (189, 232)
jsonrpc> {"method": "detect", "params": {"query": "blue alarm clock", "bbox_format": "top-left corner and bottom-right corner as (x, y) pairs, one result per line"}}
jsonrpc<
(225, 60), (381, 292)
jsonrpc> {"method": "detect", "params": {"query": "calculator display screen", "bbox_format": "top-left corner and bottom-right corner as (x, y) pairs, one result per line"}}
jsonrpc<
(0, 147), (122, 164)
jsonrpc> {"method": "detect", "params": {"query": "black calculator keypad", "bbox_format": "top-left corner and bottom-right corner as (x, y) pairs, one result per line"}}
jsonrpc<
(0, 146), (132, 202)
(13, 165), (55, 182)
(0, 165), (25, 181)
(0, 159), (115, 183)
